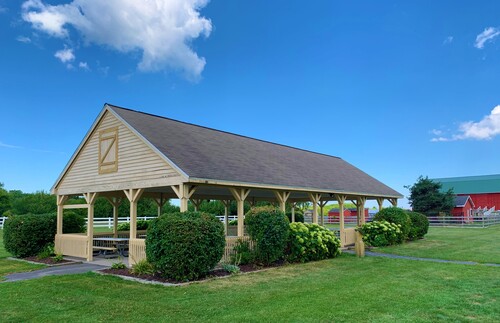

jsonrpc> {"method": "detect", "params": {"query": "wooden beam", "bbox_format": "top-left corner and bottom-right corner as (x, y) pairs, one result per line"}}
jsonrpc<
(335, 194), (347, 247)
(389, 198), (398, 207)
(123, 189), (144, 242)
(308, 193), (321, 224)
(63, 204), (90, 209)
(230, 188), (250, 236)
(274, 191), (290, 212)
(377, 197), (384, 212)
(56, 195), (68, 235)
(353, 196), (366, 258)
(106, 197), (122, 238)
(171, 184), (197, 212)
(83, 192), (97, 262)
(318, 200), (328, 226)
(291, 202), (296, 222)
(221, 199), (230, 235)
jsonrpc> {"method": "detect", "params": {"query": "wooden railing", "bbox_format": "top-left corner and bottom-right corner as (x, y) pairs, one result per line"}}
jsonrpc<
(342, 228), (356, 246)
(129, 238), (146, 265)
(222, 236), (254, 264)
(55, 233), (88, 258)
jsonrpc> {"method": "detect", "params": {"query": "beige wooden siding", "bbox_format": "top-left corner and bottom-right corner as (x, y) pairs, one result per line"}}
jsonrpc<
(57, 111), (182, 195)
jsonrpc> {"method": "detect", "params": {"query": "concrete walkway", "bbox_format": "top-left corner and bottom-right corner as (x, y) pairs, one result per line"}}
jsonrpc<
(346, 250), (500, 267)
(3, 263), (108, 283)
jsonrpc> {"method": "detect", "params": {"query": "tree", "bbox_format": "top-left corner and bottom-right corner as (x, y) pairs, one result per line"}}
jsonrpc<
(0, 183), (11, 216)
(405, 176), (455, 216)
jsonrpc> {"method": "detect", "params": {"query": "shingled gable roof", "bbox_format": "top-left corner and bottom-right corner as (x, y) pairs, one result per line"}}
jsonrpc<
(106, 104), (401, 198)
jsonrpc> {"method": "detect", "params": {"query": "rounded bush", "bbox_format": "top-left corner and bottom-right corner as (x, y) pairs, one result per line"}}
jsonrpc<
(63, 211), (86, 233)
(373, 207), (411, 242)
(406, 211), (429, 240)
(4, 214), (56, 257)
(4, 212), (86, 258)
(357, 220), (403, 247)
(245, 206), (290, 265)
(145, 211), (225, 281)
(286, 222), (341, 262)
(286, 211), (305, 223)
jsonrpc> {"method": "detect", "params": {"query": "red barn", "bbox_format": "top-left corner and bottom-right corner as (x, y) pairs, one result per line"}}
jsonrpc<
(328, 208), (369, 222)
(452, 195), (475, 222)
(434, 174), (500, 213)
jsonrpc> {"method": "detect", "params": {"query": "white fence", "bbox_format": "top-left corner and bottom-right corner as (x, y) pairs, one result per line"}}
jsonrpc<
(427, 214), (500, 228)
(0, 215), (239, 229)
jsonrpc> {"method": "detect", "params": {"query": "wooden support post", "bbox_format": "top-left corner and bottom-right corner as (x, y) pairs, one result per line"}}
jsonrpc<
(171, 184), (197, 212)
(274, 191), (290, 213)
(308, 193), (322, 224)
(230, 188), (250, 237)
(352, 196), (367, 257)
(124, 188), (144, 240)
(106, 197), (122, 238)
(56, 195), (68, 235)
(291, 202), (296, 222)
(318, 200), (328, 226)
(222, 199), (230, 235)
(377, 198), (384, 213)
(154, 193), (166, 217)
(191, 199), (202, 212)
(335, 194), (347, 247)
(389, 198), (398, 207)
(83, 192), (98, 262)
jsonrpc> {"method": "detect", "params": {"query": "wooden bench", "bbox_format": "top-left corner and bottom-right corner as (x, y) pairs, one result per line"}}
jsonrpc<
(93, 246), (117, 257)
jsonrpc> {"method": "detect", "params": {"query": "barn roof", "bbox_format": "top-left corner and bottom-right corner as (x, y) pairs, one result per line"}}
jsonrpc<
(454, 195), (474, 208)
(434, 174), (500, 194)
(106, 104), (401, 198)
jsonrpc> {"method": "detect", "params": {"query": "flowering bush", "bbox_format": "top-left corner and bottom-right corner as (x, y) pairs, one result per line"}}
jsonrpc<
(356, 221), (403, 247)
(286, 222), (341, 263)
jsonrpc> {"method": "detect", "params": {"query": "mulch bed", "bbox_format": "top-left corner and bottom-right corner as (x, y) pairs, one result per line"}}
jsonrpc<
(100, 260), (286, 285)
(23, 256), (75, 266)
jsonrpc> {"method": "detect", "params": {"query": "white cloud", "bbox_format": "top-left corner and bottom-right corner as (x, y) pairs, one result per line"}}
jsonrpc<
(0, 141), (22, 149)
(78, 61), (89, 70)
(431, 105), (500, 142)
(430, 129), (443, 136)
(22, 0), (212, 80)
(443, 36), (453, 45)
(54, 47), (75, 63)
(474, 27), (500, 49)
(16, 36), (32, 43)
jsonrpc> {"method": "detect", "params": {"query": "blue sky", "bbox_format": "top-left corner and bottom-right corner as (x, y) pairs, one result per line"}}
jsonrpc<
(1, 1), (500, 208)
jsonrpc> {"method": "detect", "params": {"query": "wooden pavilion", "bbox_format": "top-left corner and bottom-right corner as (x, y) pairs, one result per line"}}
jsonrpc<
(51, 104), (402, 264)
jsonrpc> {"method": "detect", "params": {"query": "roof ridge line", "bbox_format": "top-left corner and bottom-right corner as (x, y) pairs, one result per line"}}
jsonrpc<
(106, 103), (342, 160)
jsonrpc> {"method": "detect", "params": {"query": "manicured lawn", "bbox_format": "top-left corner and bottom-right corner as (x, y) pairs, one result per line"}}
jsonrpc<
(0, 255), (499, 322)
(0, 230), (45, 279)
(373, 225), (500, 264)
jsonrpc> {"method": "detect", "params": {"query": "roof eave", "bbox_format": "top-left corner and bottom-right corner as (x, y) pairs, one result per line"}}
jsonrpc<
(187, 177), (403, 199)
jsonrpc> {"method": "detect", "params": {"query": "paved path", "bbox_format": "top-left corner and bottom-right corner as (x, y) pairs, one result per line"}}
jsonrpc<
(345, 250), (500, 267)
(3, 263), (108, 283)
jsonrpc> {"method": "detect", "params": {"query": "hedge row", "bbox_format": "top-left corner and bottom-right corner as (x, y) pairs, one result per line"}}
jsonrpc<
(3, 212), (85, 257)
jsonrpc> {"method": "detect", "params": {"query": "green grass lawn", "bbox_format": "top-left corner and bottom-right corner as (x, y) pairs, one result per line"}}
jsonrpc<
(0, 230), (45, 279)
(373, 225), (500, 264)
(0, 254), (499, 322)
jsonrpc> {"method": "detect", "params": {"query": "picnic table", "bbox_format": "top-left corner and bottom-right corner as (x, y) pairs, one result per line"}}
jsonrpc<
(93, 237), (130, 257)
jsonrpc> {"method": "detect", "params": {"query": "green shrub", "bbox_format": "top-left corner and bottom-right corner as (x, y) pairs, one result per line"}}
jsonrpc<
(4, 214), (57, 257)
(37, 243), (55, 259)
(286, 211), (304, 223)
(373, 207), (411, 242)
(406, 211), (429, 240)
(228, 219), (238, 226)
(286, 222), (341, 262)
(231, 239), (255, 265)
(63, 211), (86, 233)
(3, 213), (85, 258)
(146, 211), (225, 281)
(111, 262), (127, 269)
(356, 221), (403, 247)
(117, 222), (130, 231)
(221, 263), (240, 274)
(245, 206), (290, 265)
(117, 220), (149, 231)
(53, 254), (64, 262)
(131, 259), (155, 275)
